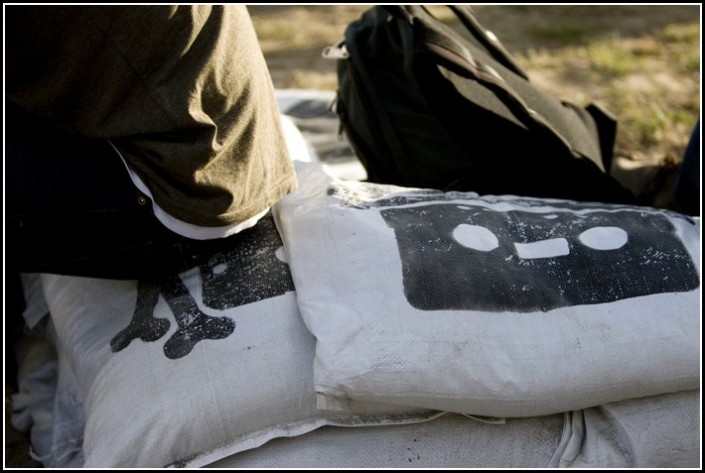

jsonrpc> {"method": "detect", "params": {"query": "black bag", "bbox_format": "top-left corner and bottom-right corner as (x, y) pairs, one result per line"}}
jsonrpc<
(327, 5), (635, 203)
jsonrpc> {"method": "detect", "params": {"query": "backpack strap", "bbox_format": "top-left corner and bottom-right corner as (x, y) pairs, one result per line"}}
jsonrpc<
(383, 6), (529, 80)
(446, 5), (529, 80)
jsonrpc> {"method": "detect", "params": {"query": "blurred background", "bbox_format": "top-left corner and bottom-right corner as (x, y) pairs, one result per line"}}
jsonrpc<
(249, 5), (700, 208)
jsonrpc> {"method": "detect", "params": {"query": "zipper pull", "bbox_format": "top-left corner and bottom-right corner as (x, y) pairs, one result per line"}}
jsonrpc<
(322, 41), (349, 60)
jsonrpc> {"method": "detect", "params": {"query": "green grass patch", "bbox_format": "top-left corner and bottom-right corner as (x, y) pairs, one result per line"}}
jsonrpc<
(587, 39), (638, 77)
(660, 22), (700, 43)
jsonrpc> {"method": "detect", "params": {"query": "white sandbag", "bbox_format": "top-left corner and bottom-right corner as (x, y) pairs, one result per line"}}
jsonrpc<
(41, 214), (441, 468)
(206, 389), (700, 469)
(208, 413), (565, 468)
(10, 337), (59, 466)
(19, 273), (49, 329)
(46, 339), (85, 468)
(274, 162), (701, 418)
(15, 325), (85, 468)
(11, 275), (84, 468)
(555, 390), (700, 468)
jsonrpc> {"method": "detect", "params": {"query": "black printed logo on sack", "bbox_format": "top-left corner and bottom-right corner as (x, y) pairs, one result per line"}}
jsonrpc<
(110, 216), (295, 359)
(380, 203), (699, 312)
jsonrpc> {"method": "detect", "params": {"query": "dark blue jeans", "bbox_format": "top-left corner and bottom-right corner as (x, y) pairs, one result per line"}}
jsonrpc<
(6, 102), (240, 280)
(6, 103), (260, 381)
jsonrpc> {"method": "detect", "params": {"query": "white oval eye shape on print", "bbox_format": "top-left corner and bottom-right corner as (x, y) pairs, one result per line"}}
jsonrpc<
(578, 226), (628, 250)
(452, 224), (499, 252)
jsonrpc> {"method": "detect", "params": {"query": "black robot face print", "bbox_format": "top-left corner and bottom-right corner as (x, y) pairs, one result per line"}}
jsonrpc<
(110, 276), (236, 360)
(327, 182), (451, 209)
(380, 203), (699, 312)
(111, 215), (295, 359)
(199, 216), (296, 310)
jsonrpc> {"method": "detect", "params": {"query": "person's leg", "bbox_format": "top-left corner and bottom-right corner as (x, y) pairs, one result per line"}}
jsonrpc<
(6, 102), (230, 280)
(6, 103), (159, 279)
(672, 119), (700, 216)
(6, 103), (253, 392)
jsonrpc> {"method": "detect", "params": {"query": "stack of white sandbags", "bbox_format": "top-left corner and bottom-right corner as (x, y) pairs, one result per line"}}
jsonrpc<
(11, 92), (700, 468)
